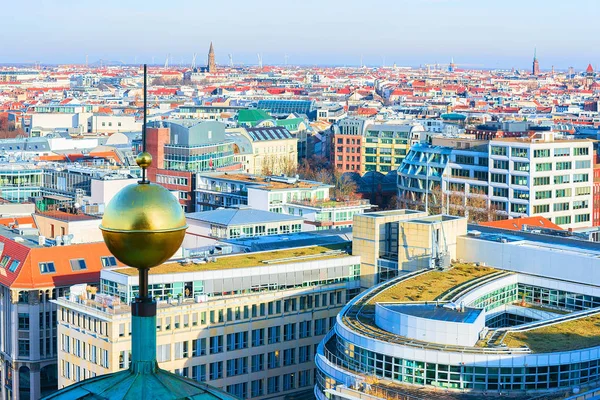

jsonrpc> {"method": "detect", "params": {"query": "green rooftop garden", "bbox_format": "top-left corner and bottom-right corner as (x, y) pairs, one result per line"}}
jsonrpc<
(115, 243), (349, 276)
(503, 314), (600, 353)
(369, 263), (496, 304)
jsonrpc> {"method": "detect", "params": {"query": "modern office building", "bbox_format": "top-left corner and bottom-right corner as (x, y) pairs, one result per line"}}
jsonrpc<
(316, 218), (600, 399)
(362, 122), (424, 173)
(0, 164), (43, 202)
(195, 173), (371, 231)
(352, 210), (467, 287)
(54, 239), (361, 399)
(146, 121), (242, 212)
(398, 131), (595, 229)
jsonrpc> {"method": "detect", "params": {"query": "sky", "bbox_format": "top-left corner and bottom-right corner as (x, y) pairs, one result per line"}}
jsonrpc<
(2, 0), (600, 70)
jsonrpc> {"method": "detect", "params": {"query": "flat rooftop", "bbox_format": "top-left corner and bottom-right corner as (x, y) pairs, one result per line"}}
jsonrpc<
(382, 303), (482, 324)
(368, 263), (497, 304)
(209, 173), (329, 190)
(503, 314), (600, 353)
(114, 243), (350, 276)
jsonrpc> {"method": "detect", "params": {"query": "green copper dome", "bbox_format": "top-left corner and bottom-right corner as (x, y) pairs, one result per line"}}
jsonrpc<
(43, 363), (238, 400)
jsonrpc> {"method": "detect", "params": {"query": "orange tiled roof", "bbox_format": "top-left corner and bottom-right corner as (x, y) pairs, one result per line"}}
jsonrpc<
(479, 216), (562, 232)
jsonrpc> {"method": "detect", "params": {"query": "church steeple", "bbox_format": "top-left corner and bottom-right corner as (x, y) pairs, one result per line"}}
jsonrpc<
(532, 47), (540, 76)
(208, 42), (216, 73)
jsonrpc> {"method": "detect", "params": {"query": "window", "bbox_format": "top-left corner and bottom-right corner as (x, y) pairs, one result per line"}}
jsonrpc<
(535, 162), (552, 172)
(70, 259), (87, 271)
(283, 373), (296, 391)
(534, 177), (550, 186)
(267, 351), (279, 369)
(555, 216), (572, 225)
(493, 160), (508, 170)
(553, 202), (569, 212)
(192, 364), (206, 382)
(226, 357), (247, 377)
(209, 361), (223, 380)
(513, 161), (529, 172)
(556, 161), (572, 170)
(0, 256), (10, 268)
(209, 335), (223, 354)
(554, 148), (570, 157)
(251, 354), (264, 372)
(533, 204), (549, 213)
(251, 329), (264, 347)
(510, 203), (527, 214)
(175, 341), (189, 359)
(299, 345), (311, 363)
(554, 175), (570, 184)
(267, 376), (280, 394)
(299, 370), (311, 387)
(556, 188), (572, 198)
(513, 189), (529, 200)
(39, 262), (56, 274)
(18, 313), (29, 330)
(19, 340), (30, 357)
(192, 338), (206, 357)
(576, 187), (591, 196)
(473, 170), (487, 181)
(251, 379), (264, 398)
(226, 332), (248, 351)
(511, 148), (528, 158)
(8, 260), (19, 273)
(299, 320), (311, 338)
(490, 173), (507, 184)
(283, 323), (296, 341)
(574, 147), (589, 156)
(534, 149), (550, 158)
(573, 200), (588, 210)
(492, 187), (508, 197)
(283, 348), (295, 366)
(511, 175), (527, 186)
(101, 256), (117, 267)
(576, 160), (591, 169)
(575, 213), (590, 223)
(573, 174), (589, 183)
(314, 318), (327, 336)
(491, 146), (507, 156)
(156, 344), (170, 362)
(535, 190), (552, 200)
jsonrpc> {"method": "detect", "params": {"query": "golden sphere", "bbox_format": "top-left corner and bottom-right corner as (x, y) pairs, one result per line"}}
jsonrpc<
(136, 151), (153, 169)
(99, 182), (187, 269)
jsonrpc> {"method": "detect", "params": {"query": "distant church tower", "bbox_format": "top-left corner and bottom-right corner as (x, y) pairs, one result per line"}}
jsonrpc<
(208, 42), (216, 73)
(532, 48), (540, 76)
(586, 63), (594, 89)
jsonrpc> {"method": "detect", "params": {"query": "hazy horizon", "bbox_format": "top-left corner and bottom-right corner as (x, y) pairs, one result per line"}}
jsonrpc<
(3, 0), (599, 69)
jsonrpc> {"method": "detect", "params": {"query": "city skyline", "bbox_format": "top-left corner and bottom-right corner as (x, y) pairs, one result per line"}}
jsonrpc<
(3, 0), (600, 68)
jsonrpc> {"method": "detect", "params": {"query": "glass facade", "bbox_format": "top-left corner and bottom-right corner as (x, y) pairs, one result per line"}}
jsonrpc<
(164, 143), (235, 172)
(0, 168), (43, 202)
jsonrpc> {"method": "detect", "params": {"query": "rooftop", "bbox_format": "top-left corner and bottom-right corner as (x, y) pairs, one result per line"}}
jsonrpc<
(186, 206), (302, 226)
(382, 303), (483, 323)
(503, 314), (600, 353)
(209, 173), (329, 190)
(114, 243), (350, 276)
(368, 263), (497, 304)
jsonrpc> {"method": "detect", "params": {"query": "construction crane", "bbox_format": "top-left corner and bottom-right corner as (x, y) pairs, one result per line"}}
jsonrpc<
(257, 53), (262, 69)
(228, 54), (233, 68)
(191, 53), (197, 69)
(164, 54), (170, 69)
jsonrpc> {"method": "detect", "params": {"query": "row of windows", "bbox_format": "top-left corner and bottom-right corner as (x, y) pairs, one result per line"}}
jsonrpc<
(38, 256), (117, 274)
(61, 335), (109, 368)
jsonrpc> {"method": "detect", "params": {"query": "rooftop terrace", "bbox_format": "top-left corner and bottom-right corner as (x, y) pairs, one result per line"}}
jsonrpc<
(114, 243), (350, 276)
